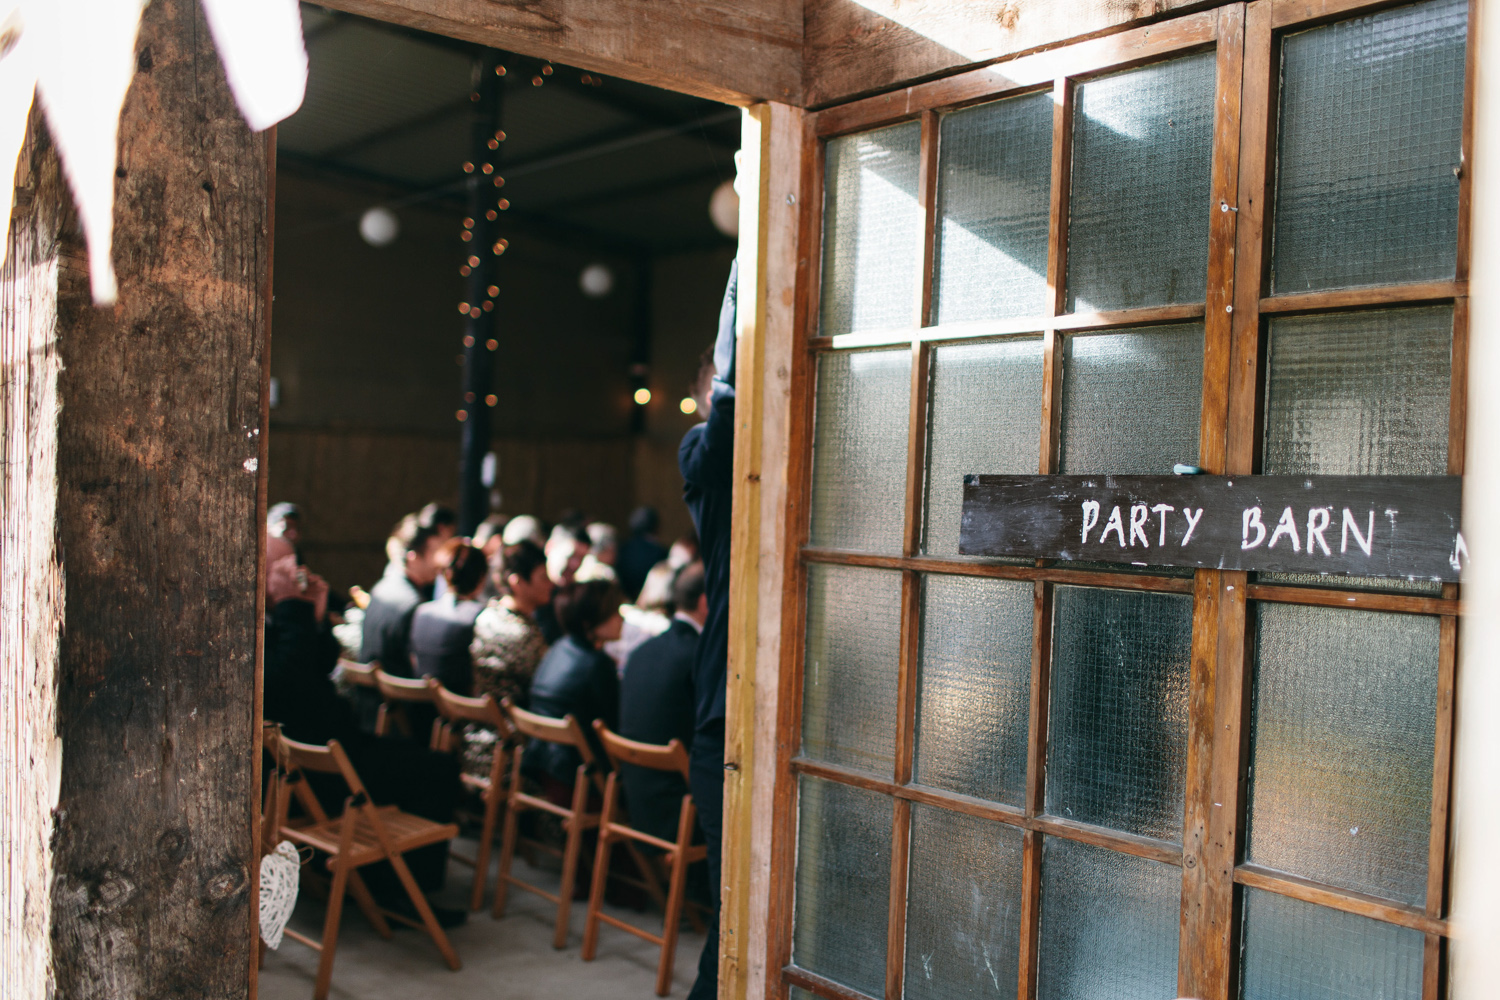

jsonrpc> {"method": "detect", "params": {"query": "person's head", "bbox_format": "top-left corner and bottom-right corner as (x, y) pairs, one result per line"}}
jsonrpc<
(672, 561), (708, 625)
(497, 540), (552, 613)
(404, 522), (444, 587)
(501, 514), (546, 548)
(267, 502), (301, 546)
(586, 522), (618, 566)
(418, 502), (459, 542)
(473, 514), (508, 561)
(689, 348), (715, 420)
(628, 506), (659, 539)
(554, 580), (626, 647)
(668, 530), (699, 569)
(439, 537), (488, 599)
(546, 525), (590, 587)
(636, 561), (678, 615)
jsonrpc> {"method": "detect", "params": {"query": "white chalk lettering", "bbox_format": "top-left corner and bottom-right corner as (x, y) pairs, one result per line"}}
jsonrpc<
(1306, 507), (1332, 556)
(1081, 500), (1101, 544)
(1151, 504), (1175, 546)
(1242, 507), (1267, 550)
(1129, 504), (1151, 547)
(1181, 507), (1204, 545)
(1267, 506), (1301, 552)
(1341, 508), (1374, 557)
(1101, 505), (1127, 547)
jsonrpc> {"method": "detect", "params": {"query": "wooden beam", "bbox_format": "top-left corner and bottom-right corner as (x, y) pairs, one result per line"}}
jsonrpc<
(46, 0), (269, 995)
(721, 101), (809, 1000)
(803, 0), (1213, 108)
(316, 0), (803, 106)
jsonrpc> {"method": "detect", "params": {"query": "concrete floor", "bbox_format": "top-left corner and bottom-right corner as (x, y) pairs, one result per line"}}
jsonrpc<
(258, 837), (707, 1000)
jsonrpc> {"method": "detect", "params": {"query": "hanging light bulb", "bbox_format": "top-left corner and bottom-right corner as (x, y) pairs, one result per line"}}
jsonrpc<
(359, 206), (399, 247)
(680, 397), (698, 415)
(580, 263), (614, 298)
(633, 388), (651, 406)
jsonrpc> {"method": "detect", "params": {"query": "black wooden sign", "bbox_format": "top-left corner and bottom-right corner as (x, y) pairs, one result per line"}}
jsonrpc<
(959, 475), (1465, 583)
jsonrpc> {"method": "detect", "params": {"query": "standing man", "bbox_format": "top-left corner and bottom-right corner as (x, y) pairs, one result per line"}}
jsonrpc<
(680, 261), (736, 1000)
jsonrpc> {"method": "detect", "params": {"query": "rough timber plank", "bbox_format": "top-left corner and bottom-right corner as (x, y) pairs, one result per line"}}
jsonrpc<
(0, 111), (66, 1000)
(319, 0), (803, 105)
(47, 0), (270, 996)
(803, 0), (1210, 107)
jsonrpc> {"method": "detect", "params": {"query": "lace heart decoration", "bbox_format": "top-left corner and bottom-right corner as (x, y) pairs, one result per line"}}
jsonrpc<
(259, 840), (301, 949)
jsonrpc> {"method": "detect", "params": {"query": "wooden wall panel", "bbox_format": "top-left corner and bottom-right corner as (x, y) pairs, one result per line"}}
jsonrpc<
(0, 112), (66, 1000)
(47, 1), (270, 995)
(803, 0), (1211, 107)
(316, 0), (803, 105)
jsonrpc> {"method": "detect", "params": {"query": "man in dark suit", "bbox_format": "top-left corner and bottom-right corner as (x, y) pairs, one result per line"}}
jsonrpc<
(619, 562), (706, 844)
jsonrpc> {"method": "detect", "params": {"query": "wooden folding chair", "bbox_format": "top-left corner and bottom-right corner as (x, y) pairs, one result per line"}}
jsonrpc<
(582, 723), (707, 995)
(336, 658), (380, 691)
(373, 667), (439, 741)
(494, 699), (605, 948)
(262, 727), (462, 1000)
(430, 681), (514, 911)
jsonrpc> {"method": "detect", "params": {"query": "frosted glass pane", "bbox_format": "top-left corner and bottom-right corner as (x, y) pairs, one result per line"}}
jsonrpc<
(802, 564), (902, 776)
(1271, 0), (1466, 293)
(1046, 587), (1192, 841)
(1037, 838), (1180, 1000)
(1264, 308), (1451, 476)
(914, 575), (1033, 806)
(810, 349), (912, 553)
(822, 123), (924, 335)
(1066, 52), (1215, 312)
(1262, 307), (1451, 592)
(1060, 325), (1204, 477)
(923, 338), (1044, 556)
(934, 93), (1053, 324)
(794, 776), (892, 997)
(1240, 888), (1425, 1000)
(1247, 603), (1438, 904)
(904, 805), (1024, 999)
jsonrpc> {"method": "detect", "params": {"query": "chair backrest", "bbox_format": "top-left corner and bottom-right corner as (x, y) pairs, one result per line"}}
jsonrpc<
(502, 699), (596, 767)
(434, 686), (511, 735)
(338, 659), (380, 689)
(374, 668), (437, 704)
(592, 722), (690, 780)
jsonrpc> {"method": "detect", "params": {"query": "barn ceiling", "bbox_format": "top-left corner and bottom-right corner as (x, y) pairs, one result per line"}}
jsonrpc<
(279, 4), (742, 253)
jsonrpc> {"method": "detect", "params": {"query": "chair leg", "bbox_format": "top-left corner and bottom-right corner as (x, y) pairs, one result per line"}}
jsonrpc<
(554, 769), (591, 950)
(492, 793), (522, 919)
(387, 851), (462, 972)
(470, 789), (502, 912)
(582, 775), (620, 962)
(346, 870), (393, 939)
(657, 846), (691, 997)
(312, 860), (352, 1000)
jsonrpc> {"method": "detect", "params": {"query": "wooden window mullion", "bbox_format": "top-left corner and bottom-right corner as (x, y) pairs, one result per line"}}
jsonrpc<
(1181, 7), (1250, 999)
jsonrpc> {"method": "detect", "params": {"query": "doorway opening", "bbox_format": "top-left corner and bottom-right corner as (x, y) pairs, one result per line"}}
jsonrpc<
(260, 6), (739, 997)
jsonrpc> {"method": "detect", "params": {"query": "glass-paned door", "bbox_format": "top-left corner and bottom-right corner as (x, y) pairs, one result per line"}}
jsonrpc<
(777, 2), (1468, 999)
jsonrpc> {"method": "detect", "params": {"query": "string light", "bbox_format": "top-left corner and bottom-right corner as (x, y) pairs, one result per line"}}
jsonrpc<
(482, 301), (494, 312)
(469, 91), (480, 102)
(463, 335), (474, 347)
(485, 394), (497, 406)
(486, 285), (499, 297)
(459, 265), (471, 276)
(494, 130), (506, 142)
(462, 162), (474, 173)
(481, 163), (494, 175)
(468, 256), (480, 267)
(457, 302), (470, 314)
(497, 199), (510, 210)
(461, 231), (473, 242)
(457, 409), (468, 421)
(531, 75), (543, 86)
(541, 63), (553, 75)
(465, 391), (475, 403)
(469, 307), (482, 318)
(486, 339), (498, 351)
(680, 397), (698, 415)
(495, 65), (506, 77)
(486, 210), (497, 221)
(493, 177), (505, 188)
(633, 388), (651, 406)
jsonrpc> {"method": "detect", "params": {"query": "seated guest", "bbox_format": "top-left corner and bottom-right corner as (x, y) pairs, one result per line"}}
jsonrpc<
(526, 580), (626, 785)
(616, 506), (669, 599)
(356, 517), (443, 731)
(267, 501), (302, 551)
(262, 537), (464, 924)
(538, 525), (590, 643)
(501, 513), (547, 548)
(576, 521), (618, 584)
(619, 563), (706, 843)
(667, 529), (699, 570)
(471, 540), (552, 708)
(411, 539), (489, 694)
(604, 560), (674, 671)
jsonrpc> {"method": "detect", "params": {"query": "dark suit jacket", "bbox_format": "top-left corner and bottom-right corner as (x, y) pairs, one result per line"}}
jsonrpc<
(355, 564), (433, 732)
(527, 636), (620, 784)
(410, 594), (484, 694)
(619, 617), (701, 842)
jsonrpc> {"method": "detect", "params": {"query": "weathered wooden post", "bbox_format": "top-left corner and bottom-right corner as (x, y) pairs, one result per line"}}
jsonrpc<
(0, 0), (269, 995)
